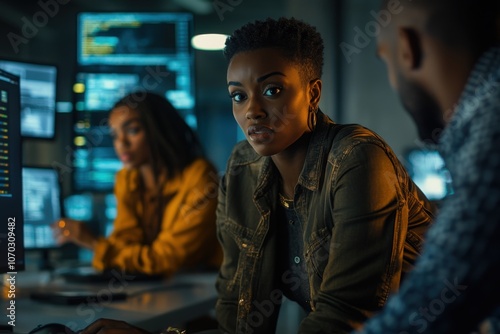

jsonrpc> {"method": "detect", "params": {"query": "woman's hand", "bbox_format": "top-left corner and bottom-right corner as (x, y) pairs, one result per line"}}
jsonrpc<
(80, 319), (151, 334)
(51, 218), (97, 249)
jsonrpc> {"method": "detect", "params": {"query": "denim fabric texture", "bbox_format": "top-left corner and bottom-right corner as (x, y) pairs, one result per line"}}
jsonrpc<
(215, 111), (435, 334)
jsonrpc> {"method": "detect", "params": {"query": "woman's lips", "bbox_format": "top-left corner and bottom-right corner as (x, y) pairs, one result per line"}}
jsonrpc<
(119, 153), (132, 162)
(247, 125), (274, 143)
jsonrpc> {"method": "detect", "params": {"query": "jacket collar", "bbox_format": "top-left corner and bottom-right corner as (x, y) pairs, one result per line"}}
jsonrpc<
(298, 110), (335, 192)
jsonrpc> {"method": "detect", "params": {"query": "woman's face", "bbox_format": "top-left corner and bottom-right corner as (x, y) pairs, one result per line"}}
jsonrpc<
(227, 48), (318, 156)
(109, 105), (151, 169)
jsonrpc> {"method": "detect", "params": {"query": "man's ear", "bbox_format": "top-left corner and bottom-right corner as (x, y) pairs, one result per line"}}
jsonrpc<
(309, 78), (322, 107)
(397, 27), (423, 70)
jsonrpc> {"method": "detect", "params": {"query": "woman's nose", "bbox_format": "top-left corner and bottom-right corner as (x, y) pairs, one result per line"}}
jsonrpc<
(245, 101), (267, 120)
(114, 134), (129, 148)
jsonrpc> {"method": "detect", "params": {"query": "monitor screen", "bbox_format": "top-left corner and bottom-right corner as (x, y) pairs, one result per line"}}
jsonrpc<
(74, 12), (196, 192)
(104, 193), (117, 222)
(22, 167), (62, 249)
(64, 193), (94, 222)
(0, 59), (57, 139)
(404, 148), (453, 201)
(0, 69), (25, 273)
(78, 12), (192, 66)
(73, 70), (183, 113)
(75, 72), (140, 112)
(73, 146), (122, 192)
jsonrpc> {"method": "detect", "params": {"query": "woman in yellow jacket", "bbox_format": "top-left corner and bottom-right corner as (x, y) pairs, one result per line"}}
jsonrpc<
(53, 92), (222, 276)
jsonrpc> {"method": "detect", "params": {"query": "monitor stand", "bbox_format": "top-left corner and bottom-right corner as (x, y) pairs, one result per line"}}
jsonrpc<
(37, 249), (54, 271)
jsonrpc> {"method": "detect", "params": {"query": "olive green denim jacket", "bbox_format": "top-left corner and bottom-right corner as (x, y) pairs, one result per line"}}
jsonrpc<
(215, 111), (435, 334)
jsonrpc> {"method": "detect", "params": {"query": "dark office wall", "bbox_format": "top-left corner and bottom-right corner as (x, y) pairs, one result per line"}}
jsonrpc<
(339, 0), (420, 157)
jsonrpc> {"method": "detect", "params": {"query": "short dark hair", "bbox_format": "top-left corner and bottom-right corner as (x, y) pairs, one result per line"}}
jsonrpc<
(386, 0), (500, 53)
(112, 91), (204, 180)
(223, 17), (324, 82)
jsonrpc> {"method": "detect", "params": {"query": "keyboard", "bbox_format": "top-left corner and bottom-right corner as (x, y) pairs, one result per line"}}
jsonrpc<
(56, 266), (165, 283)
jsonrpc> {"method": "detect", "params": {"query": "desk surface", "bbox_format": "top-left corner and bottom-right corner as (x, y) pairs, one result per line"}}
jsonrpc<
(4, 270), (218, 334)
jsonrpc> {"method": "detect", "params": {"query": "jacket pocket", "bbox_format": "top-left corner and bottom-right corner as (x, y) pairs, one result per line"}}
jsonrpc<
(218, 218), (256, 292)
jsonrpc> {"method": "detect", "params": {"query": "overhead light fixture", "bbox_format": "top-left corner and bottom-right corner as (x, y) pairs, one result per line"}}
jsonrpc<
(172, 0), (213, 15)
(191, 33), (228, 51)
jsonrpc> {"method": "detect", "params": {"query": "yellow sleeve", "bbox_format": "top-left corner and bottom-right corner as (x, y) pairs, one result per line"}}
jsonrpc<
(92, 159), (222, 276)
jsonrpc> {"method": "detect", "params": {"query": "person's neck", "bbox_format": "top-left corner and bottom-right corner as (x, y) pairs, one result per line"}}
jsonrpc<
(428, 46), (477, 123)
(271, 132), (311, 199)
(139, 164), (164, 194)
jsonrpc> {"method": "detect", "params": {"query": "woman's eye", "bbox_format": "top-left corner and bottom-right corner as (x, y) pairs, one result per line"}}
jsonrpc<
(126, 127), (141, 135)
(264, 86), (282, 96)
(229, 92), (246, 103)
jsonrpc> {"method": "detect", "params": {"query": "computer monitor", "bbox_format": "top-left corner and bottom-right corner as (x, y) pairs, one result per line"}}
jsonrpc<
(73, 146), (122, 192)
(75, 72), (140, 112)
(0, 69), (25, 273)
(77, 12), (192, 66)
(404, 148), (453, 201)
(0, 59), (57, 139)
(104, 193), (117, 222)
(76, 12), (195, 120)
(73, 70), (181, 112)
(64, 193), (94, 222)
(73, 12), (196, 192)
(22, 167), (62, 249)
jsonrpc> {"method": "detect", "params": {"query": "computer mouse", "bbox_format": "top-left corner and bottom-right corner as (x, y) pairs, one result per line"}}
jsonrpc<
(28, 323), (77, 334)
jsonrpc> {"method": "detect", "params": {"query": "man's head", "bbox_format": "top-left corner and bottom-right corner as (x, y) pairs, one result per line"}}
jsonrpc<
(377, 0), (500, 143)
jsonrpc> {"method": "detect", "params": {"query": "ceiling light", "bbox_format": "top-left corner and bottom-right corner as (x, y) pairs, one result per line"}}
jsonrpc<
(172, 0), (213, 15)
(191, 33), (228, 51)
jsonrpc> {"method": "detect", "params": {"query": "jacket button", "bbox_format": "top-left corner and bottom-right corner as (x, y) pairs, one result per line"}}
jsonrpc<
(241, 243), (248, 248)
(239, 298), (245, 305)
(294, 256), (301, 264)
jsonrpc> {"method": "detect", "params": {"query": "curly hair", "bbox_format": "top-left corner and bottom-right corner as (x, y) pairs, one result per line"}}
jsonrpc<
(223, 17), (324, 82)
